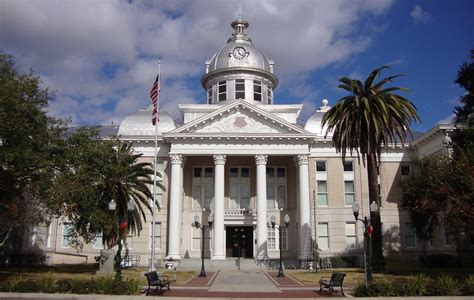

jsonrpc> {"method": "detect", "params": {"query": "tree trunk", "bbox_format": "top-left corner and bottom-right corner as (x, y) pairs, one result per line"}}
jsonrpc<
(367, 152), (385, 273)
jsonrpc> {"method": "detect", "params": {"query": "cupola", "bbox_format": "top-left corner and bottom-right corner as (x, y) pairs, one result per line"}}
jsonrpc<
(202, 17), (278, 105)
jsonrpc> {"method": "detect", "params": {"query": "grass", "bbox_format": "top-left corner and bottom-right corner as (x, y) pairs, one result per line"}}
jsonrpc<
(0, 264), (195, 287)
(287, 259), (474, 288)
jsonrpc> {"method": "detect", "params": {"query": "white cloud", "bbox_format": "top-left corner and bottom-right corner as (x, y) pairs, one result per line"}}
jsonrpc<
(1, 0), (396, 125)
(438, 113), (454, 125)
(410, 5), (431, 24)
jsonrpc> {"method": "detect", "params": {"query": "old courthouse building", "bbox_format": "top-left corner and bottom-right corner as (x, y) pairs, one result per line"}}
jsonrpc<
(25, 17), (455, 267)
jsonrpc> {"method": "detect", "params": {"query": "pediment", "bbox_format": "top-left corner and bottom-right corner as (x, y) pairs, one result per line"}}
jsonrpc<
(168, 101), (309, 136)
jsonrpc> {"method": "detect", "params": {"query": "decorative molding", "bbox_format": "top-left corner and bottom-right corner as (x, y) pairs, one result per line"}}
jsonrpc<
(169, 154), (183, 165)
(254, 154), (268, 165)
(213, 154), (227, 165)
(295, 154), (309, 165)
(195, 110), (282, 134)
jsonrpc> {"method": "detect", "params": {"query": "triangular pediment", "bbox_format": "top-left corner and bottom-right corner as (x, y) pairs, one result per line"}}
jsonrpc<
(166, 100), (310, 136)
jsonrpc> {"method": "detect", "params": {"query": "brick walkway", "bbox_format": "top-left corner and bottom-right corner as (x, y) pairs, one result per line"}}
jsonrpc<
(148, 270), (341, 298)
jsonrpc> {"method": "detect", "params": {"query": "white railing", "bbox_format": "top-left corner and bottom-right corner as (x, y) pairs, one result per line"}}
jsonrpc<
(224, 208), (256, 216)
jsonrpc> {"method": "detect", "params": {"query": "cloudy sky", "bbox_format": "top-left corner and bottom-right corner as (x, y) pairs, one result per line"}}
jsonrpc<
(1, 0), (472, 131)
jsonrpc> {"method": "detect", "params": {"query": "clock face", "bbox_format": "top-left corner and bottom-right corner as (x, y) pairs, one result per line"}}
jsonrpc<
(233, 47), (247, 59)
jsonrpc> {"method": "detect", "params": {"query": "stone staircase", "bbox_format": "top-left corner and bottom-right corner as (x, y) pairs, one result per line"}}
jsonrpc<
(173, 258), (301, 271)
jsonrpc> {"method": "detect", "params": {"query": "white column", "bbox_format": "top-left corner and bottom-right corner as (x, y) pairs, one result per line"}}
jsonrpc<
(296, 154), (311, 259)
(167, 154), (183, 259)
(212, 154), (226, 259)
(255, 154), (268, 260)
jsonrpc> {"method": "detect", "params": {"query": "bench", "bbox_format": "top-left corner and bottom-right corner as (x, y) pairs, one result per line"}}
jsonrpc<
(319, 272), (346, 295)
(144, 271), (171, 296)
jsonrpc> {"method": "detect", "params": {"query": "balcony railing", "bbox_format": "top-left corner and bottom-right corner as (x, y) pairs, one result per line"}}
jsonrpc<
(224, 208), (256, 217)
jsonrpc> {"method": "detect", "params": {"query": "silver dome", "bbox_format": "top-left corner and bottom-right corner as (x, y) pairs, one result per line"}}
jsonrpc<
(202, 17), (277, 87)
(305, 99), (332, 135)
(118, 107), (176, 136)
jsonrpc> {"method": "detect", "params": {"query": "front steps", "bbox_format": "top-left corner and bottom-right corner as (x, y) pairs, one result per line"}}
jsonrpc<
(171, 258), (301, 271)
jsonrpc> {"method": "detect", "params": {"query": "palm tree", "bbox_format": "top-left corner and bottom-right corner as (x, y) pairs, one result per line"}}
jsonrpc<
(321, 66), (420, 272)
(102, 142), (165, 249)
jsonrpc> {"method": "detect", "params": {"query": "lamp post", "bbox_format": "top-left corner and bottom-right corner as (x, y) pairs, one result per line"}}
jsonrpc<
(193, 213), (213, 277)
(108, 198), (135, 281)
(352, 201), (378, 289)
(271, 213), (290, 278)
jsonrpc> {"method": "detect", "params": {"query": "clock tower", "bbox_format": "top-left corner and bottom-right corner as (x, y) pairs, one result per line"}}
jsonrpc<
(201, 17), (278, 105)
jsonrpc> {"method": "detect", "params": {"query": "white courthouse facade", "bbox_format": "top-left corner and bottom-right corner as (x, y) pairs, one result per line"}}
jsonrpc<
(23, 18), (457, 267)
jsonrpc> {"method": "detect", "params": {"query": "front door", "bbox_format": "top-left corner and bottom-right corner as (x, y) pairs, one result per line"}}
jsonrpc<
(226, 226), (253, 258)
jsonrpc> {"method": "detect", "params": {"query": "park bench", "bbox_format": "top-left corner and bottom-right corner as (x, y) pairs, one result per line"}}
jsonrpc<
(319, 272), (346, 296)
(144, 271), (171, 296)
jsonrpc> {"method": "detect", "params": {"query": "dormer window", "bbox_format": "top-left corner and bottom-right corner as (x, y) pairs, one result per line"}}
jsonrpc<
(218, 81), (227, 101)
(254, 81), (262, 101)
(235, 79), (245, 99)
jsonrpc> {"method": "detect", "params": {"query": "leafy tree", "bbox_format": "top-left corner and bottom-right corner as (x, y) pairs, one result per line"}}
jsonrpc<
(400, 158), (451, 253)
(322, 66), (420, 272)
(0, 53), (66, 253)
(49, 130), (163, 250)
(400, 50), (473, 260)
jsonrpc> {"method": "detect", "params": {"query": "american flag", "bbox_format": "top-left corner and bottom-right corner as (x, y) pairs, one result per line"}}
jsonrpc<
(149, 74), (160, 125)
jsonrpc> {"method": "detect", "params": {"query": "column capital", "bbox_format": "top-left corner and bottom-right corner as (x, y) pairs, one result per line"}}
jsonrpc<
(295, 154), (309, 165)
(254, 154), (268, 165)
(213, 154), (227, 165)
(169, 154), (183, 165)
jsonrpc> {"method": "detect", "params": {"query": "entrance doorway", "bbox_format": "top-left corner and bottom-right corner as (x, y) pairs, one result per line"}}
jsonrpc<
(226, 226), (253, 258)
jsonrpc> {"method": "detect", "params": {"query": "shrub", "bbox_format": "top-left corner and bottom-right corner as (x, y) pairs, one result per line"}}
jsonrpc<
(94, 276), (116, 294)
(420, 254), (457, 268)
(403, 274), (429, 296)
(39, 274), (55, 293)
(11, 279), (40, 293)
(431, 274), (459, 296)
(354, 279), (397, 297)
(124, 279), (141, 295)
(54, 278), (72, 293)
(462, 275), (474, 296)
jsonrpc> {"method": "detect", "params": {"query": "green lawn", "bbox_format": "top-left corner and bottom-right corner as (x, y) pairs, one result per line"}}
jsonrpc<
(288, 259), (474, 288)
(0, 264), (195, 286)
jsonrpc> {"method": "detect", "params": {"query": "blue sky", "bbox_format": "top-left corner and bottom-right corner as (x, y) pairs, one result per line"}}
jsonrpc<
(1, 0), (472, 132)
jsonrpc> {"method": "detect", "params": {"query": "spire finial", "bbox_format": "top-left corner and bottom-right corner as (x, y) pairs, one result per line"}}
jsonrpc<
(238, 2), (242, 18)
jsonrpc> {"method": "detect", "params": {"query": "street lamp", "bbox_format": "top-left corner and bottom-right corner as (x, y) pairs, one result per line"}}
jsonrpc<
(271, 213), (290, 278)
(193, 213), (213, 277)
(352, 201), (378, 289)
(108, 198), (135, 281)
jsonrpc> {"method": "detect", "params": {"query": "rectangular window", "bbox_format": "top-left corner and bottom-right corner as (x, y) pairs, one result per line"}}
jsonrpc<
(30, 226), (37, 247)
(316, 161), (326, 172)
(218, 81), (226, 101)
(193, 167), (214, 209)
(405, 222), (416, 248)
(266, 167), (274, 177)
(192, 226), (212, 250)
(235, 79), (245, 99)
(241, 167), (250, 178)
(317, 181), (328, 206)
(230, 167), (239, 177)
(401, 165), (411, 176)
(207, 86), (212, 104)
(344, 181), (355, 205)
(45, 222), (52, 248)
(93, 232), (103, 249)
(153, 160), (164, 182)
(267, 226), (287, 250)
(229, 167), (251, 209)
(345, 222), (357, 248)
(266, 167), (286, 209)
(149, 222), (161, 250)
(318, 222), (329, 250)
(343, 161), (353, 172)
(126, 234), (134, 249)
(266, 87), (272, 104)
(253, 81), (262, 101)
(62, 223), (73, 248)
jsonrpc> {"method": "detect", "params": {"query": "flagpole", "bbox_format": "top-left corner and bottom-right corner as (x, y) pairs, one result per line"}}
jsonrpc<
(150, 60), (161, 271)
